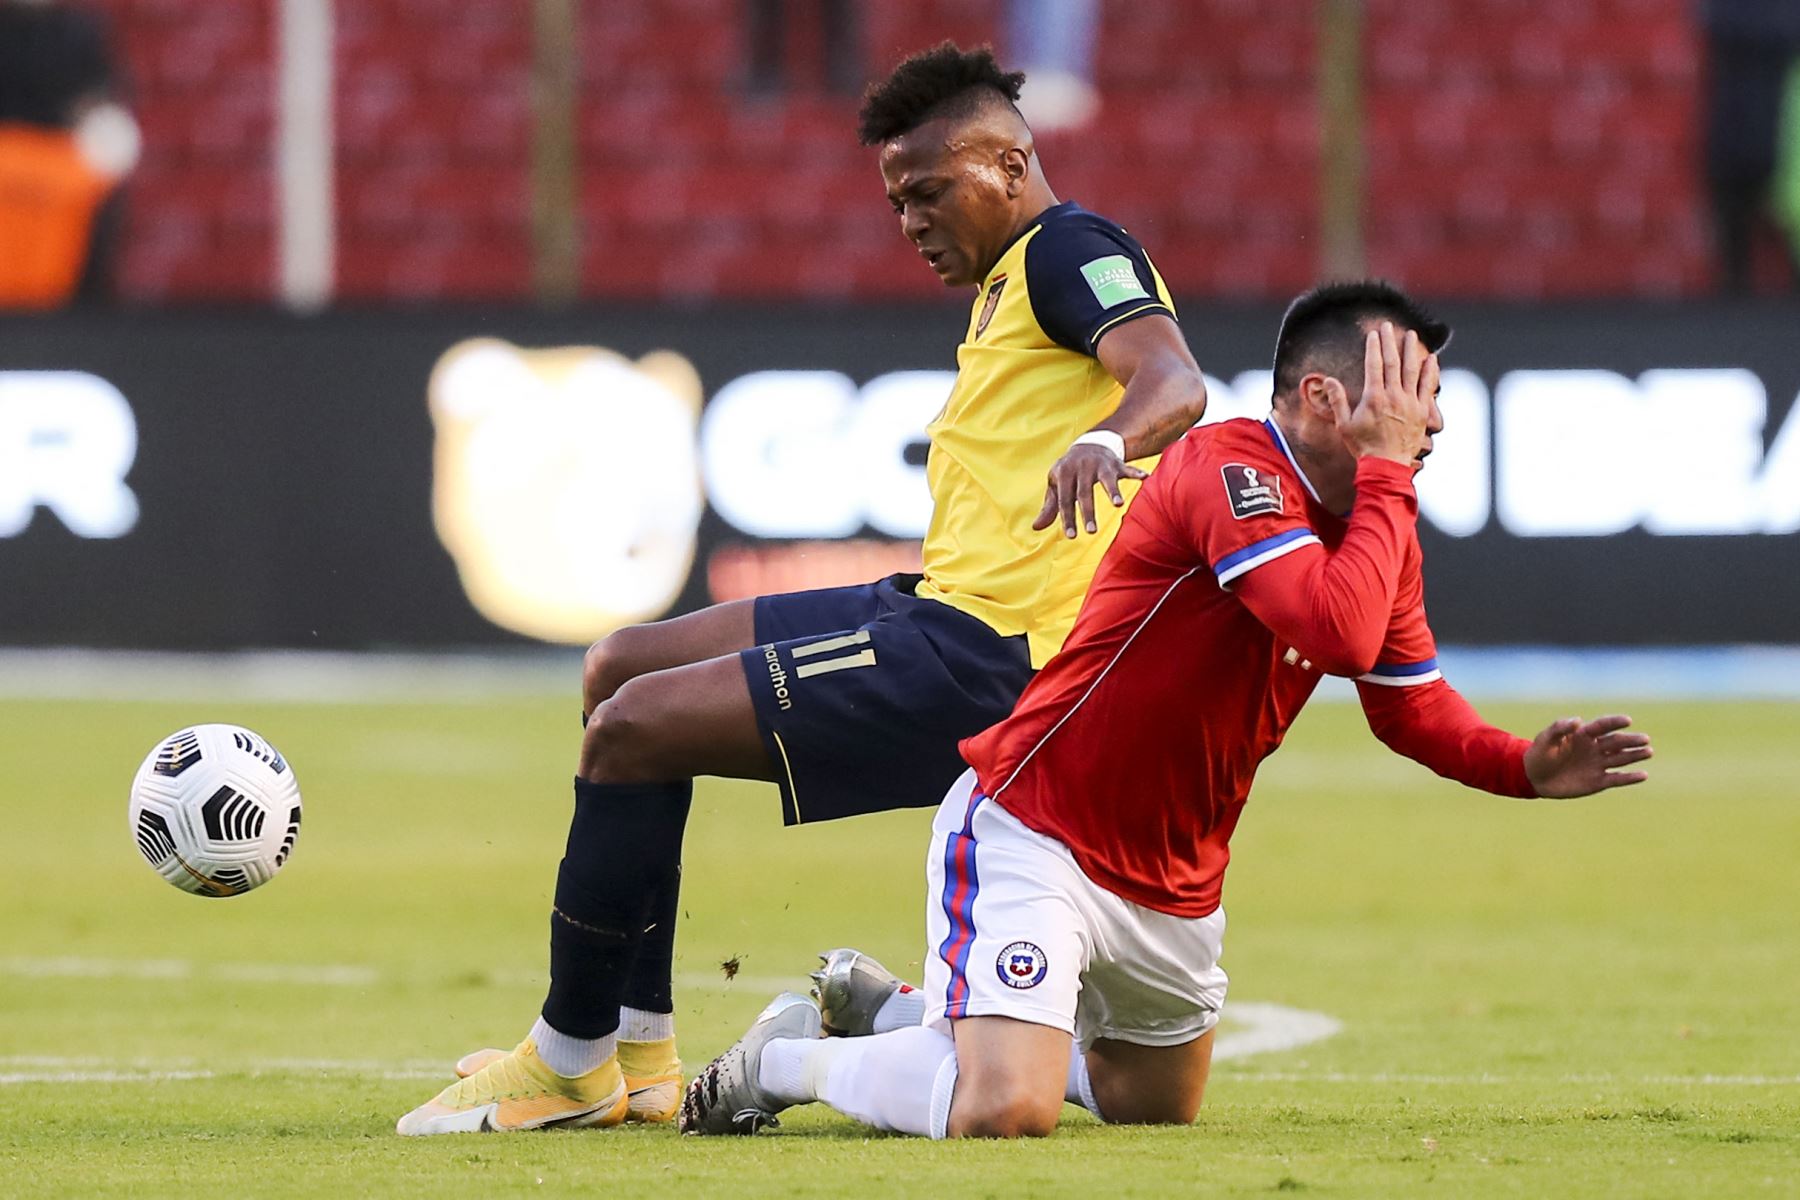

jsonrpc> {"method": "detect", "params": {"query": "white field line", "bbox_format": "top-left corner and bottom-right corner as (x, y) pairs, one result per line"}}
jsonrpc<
(2, 956), (1792, 1089)
(483, 967), (801, 993)
(2, 956), (381, 987)
(1, 956), (1345, 1086)
(1212, 1001), (1340, 1062)
(0, 1054), (452, 1085)
(0, 1055), (440, 1070)
(0, 1064), (444, 1085)
(6, 1059), (1796, 1089)
(1, 1070), (217, 1085)
(1218, 1070), (1800, 1086)
(0, 956), (791, 993)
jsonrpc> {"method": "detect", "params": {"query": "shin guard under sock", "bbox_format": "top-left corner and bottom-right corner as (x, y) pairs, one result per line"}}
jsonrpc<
(618, 783), (691, 1018)
(540, 777), (691, 1040)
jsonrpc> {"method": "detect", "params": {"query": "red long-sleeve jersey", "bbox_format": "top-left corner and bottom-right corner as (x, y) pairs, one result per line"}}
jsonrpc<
(962, 417), (1534, 919)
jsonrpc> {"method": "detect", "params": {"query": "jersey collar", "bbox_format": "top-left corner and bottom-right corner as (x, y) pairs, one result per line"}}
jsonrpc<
(1262, 417), (1347, 517)
(988, 202), (1082, 277)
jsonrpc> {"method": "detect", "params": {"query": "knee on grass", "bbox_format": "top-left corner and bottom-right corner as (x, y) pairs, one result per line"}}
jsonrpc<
(1087, 1089), (1202, 1126)
(1085, 1061), (1206, 1126)
(950, 1085), (1062, 1139)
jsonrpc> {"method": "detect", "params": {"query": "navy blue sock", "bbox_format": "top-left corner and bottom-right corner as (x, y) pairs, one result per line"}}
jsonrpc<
(619, 781), (690, 1016)
(541, 778), (691, 1040)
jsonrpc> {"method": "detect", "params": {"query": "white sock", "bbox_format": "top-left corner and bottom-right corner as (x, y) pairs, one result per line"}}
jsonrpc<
(529, 1016), (615, 1077)
(758, 1025), (959, 1139)
(1065, 1041), (1104, 1119)
(618, 1007), (674, 1042)
(758, 1034), (836, 1107)
(871, 985), (928, 1034)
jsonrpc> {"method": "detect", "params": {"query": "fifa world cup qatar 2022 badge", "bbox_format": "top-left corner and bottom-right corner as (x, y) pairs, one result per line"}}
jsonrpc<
(1221, 462), (1284, 519)
(996, 940), (1049, 989)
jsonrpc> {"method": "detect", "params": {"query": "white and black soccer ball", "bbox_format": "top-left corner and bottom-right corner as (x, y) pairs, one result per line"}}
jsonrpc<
(128, 724), (303, 897)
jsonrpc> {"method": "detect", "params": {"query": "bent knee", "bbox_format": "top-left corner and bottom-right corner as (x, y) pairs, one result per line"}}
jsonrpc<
(582, 631), (639, 712)
(951, 1090), (1061, 1139)
(580, 680), (665, 780)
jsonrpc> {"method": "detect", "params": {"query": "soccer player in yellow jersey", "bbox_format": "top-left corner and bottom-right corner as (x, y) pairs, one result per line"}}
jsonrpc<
(397, 42), (1209, 1136)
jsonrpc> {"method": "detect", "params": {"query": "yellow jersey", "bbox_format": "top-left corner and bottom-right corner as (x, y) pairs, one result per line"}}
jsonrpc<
(915, 202), (1177, 667)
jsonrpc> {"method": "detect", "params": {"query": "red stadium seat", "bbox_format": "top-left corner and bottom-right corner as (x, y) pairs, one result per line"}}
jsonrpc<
(76, 0), (1716, 301)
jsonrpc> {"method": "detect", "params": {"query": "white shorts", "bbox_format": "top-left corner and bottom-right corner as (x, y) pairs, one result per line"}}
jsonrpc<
(922, 769), (1229, 1048)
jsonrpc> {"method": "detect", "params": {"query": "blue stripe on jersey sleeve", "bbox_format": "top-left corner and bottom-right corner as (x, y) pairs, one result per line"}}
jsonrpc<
(1369, 658), (1440, 677)
(1211, 527), (1321, 585)
(1357, 658), (1445, 686)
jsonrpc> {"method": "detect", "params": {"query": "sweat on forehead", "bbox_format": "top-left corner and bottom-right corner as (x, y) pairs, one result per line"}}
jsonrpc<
(887, 98), (1025, 157)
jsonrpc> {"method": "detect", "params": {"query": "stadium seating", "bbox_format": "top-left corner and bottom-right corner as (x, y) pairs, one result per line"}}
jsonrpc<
(88, 0), (1711, 302)
(98, 0), (276, 300)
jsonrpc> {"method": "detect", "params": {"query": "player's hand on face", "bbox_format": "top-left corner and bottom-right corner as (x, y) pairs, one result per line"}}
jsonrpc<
(1326, 321), (1439, 467)
(1033, 443), (1148, 538)
(1523, 714), (1653, 798)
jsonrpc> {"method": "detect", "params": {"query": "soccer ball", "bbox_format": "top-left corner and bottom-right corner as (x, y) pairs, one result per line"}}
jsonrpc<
(128, 724), (303, 897)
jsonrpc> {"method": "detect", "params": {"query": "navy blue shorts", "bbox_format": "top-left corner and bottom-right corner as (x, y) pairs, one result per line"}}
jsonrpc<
(739, 573), (1034, 826)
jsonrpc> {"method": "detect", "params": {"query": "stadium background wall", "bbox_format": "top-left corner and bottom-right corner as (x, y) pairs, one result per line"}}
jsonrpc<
(1, 303), (1796, 650)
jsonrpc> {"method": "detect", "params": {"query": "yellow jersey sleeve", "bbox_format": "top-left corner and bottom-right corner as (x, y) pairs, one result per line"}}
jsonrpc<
(913, 203), (1179, 667)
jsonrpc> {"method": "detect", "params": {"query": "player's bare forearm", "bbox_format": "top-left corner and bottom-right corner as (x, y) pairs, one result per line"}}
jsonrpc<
(1092, 315), (1208, 458)
(1105, 357), (1208, 459)
(1034, 316), (1208, 538)
(1033, 317), (1206, 538)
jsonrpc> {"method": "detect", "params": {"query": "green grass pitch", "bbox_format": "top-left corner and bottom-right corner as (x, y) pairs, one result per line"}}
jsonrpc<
(2, 693), (1796, 1197)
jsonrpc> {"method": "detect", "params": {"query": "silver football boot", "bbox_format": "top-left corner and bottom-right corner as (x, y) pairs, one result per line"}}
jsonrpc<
(678, 991), (821, 1135)
(810, 947), (910, 1037)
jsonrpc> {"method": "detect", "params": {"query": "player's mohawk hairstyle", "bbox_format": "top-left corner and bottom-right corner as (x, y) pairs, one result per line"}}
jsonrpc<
(857, 42), (1026, 146)
(1272, 279), (1452, 396)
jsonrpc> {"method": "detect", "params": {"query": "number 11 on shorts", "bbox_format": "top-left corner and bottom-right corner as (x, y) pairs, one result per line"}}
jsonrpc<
(790, 630), (878, 679)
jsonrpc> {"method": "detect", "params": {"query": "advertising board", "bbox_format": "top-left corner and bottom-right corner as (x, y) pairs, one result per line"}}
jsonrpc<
(2, 303), (1794, 648)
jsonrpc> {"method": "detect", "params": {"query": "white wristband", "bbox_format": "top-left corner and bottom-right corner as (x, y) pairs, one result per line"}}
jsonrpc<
(1072, 430), (1126, 459)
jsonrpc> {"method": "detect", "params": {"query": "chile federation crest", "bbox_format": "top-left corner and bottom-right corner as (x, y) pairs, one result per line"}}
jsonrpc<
(996, 940), (1049, 989)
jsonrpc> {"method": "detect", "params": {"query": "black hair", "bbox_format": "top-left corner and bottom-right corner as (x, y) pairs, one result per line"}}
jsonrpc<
(1272, 280), (1452, 399)
(857, 42), (1026, 146)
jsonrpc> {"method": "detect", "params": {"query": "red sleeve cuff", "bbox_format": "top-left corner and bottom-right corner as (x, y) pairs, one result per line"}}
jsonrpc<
(1503, 740), (1537, 799)
(1354, 456), (1419, 490)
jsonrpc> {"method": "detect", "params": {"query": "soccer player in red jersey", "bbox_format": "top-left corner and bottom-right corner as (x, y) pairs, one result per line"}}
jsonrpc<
(680, 281), (1654, 1138)
(398, 44), (1209, 1138)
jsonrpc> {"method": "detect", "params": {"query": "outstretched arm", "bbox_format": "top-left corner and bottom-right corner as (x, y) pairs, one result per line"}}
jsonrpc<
(1360, 679), (1535, 796)
(1521, 713), (1653, 798)
(1360, 681), (1653, 799)
(1034, 315), (1207, 538)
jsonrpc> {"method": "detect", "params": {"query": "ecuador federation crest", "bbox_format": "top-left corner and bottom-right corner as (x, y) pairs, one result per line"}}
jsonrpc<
(975, 274), (1008, 338)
